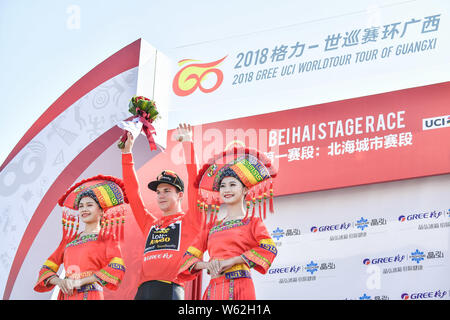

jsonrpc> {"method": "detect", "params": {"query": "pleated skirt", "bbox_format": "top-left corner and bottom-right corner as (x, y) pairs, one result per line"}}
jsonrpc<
(203, 277), (256, 300)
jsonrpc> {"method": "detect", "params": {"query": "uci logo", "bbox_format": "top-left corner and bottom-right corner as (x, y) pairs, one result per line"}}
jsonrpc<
(172, 56), (227, 97)
(422, 115), (450, 130)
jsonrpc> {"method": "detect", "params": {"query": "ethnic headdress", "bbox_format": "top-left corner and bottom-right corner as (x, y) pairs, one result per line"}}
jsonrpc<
(57, 175), (129, 242)
(195, 145), (277, 226)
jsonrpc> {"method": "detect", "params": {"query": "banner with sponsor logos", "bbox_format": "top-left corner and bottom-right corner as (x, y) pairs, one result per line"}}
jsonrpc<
(249, 173), (450, 300)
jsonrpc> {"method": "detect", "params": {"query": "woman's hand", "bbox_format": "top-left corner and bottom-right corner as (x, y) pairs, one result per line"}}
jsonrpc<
(175, 123), (193, 143)
(193, 260), (221, 278)
(217, 256), (245, 275)
(207, 259), (222, 278)
(194, 256), (245, 278)
(49, 277), (74, 296)
(207, 257), (244, 278)
(78, 275), (98, 287)
(122, 131), (135, 154)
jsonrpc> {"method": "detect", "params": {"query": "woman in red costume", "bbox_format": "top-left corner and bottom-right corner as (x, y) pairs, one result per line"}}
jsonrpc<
(178, 145), (278, 300)
(34, 175), (127, 300)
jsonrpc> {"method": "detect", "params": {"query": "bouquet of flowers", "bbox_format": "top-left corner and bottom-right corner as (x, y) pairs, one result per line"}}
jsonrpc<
(118, 96), (159, 150)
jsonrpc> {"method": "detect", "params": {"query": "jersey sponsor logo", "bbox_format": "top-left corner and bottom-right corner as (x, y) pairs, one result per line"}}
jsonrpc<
(144, 221), (182, 253)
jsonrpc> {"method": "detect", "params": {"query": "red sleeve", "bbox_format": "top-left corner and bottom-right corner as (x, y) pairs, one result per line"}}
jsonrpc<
(178, 225), (209, 281)
(122, 152), (156, 234)
(93, 236), (126, 291)
(181, 141), (205, 231)
(241, 218), (278, 274)
(34, 239), (66, 292)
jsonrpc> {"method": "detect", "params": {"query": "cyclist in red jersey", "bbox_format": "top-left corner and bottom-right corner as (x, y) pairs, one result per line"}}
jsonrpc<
(121, 123), (204, 300)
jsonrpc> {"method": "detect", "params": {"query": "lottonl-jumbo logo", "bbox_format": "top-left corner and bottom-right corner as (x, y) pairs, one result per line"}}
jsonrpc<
(172, 56), (227, 97)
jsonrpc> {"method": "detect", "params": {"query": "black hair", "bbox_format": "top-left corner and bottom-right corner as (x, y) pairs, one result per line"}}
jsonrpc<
(219, 168), (245, 189)
(77, 189), (102, 209)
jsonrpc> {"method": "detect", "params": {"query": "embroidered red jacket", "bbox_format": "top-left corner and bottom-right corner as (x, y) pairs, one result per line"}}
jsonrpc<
(34, 234), (125, 300)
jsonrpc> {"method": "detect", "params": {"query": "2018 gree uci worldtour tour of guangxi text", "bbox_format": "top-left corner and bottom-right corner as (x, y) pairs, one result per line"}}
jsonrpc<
(0, 0), (448, 317)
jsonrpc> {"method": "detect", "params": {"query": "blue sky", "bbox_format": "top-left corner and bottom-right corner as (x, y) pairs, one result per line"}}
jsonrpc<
(0, 0), (410, 165)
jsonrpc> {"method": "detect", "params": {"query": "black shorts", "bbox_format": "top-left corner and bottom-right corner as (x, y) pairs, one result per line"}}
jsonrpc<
(134, 280), (185, 300)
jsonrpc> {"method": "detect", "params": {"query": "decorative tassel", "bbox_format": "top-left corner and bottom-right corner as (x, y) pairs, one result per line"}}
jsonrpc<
(209, 201), (217, 227)
(99, 216), (105, 240)
(203, 194), (209, 219)
(65, 214), (71, 240)
(100, 215), (105, 240)
(104, 215), (110, 240)
(201, 202), (206, 225)
(202, 201), (209, 227)
(209, 214), (214, 228)
(71, 215), (77, 239)
(244, 200), (250, 221)
(101, 214), (108, 240)
(215, 203), (220, 224)
(108, 214), (113, 239)
(73, 215), (79, 240)
(207, 209), (213, 229)
(200, 201), (208, 219)
(115, 212), (120, 240)
(210, 206), (215, 227)
(67, 215), (74, 240)
(269, 181), (274, 214)
(263, 191), (267, 220)
(212, 210), (218, 226)
(107, 214), (113, 239)
(62, 210), (68, 240)
(116, 212), (121, 239)
(111, 212), (117, 239)
(258, 194), (263, 219)
(120, 211), (125, 242)
(117, 211), (122, 238)
(216, 207), (219, 225)
(251, 196), (256, 218)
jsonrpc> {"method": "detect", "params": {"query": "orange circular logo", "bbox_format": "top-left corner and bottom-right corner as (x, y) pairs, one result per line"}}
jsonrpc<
(172, 56), (227, 97)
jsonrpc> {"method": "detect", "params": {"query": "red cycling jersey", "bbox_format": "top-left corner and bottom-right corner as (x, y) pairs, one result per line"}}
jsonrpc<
(121, 141), (204, 286)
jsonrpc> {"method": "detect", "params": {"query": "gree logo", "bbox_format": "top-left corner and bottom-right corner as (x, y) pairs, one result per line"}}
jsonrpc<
(172, 56), (227, 97)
